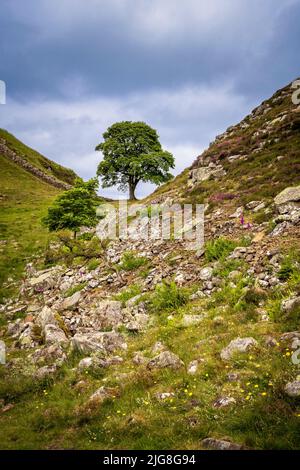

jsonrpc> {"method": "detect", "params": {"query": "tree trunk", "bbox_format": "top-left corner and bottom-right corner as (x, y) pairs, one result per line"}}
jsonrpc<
(73, 231), (77, 239)
(129, 182), (137, 200)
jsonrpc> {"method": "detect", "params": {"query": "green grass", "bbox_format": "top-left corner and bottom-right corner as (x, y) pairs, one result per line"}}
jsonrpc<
(0, 128), (76, 185)
(117, 251), (148, 272)
(64, 282), (87, 298)
(151, 280), (189, 312)
(0, 155), (61, 302)
(1, 271), (299, 449)
(205, 237), (238, 262)
(114, 284), (142, 304)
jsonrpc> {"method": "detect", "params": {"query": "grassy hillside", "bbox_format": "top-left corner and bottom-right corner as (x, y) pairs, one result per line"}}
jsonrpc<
(0, 129), (76, 185)
(0, 155), (61, 303)
(0, 131), (80, 303)
(147, 79), (300, 208)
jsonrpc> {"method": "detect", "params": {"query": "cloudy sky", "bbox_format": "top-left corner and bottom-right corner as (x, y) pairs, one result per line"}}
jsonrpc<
(0, 0), (299, 198)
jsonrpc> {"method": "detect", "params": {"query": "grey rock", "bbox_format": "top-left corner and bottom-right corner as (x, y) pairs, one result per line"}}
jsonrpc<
(148, 351), (184, 370)
(281, 296), (300, 314)
(201, 438), (244, 450)
(36, 306), (57, 329)
(60, 291), (81, 310)
(199, 267), (213, 281)
(34, 364), (57, 380)
(44, 324), (68, 345)
(274, 185), (300, 206)
(72, 331), (127, 355)
(220, 337), (258, 361)
(213, 396), (236, 408)
(187, 360), (199, 375)
(88, 386), (113, 404)
(284, 380), (300, 397)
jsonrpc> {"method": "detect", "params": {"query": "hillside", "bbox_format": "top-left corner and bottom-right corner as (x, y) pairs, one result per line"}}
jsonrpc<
(0, 130), (78, 302)
(148, 78), (300, 209)
(0, 80), (299, 450)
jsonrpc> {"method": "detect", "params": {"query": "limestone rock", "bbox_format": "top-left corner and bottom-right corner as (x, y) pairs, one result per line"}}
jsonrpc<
(284, 380), (300, 397)
(60, 291), (81, 311)
(44, 324), (68, 345)
(220, 337), (258, 360)
(199, 267), (213, 281)
(187, 360), (199, 375)
(88, 386), (116, 404)
(281, 296), (300, 314)
(213, 396), (236, 408)
(34, 365), (58, 380)
(147, 351), (184, 370)
(72, 331), (127, 355)
(36, 306), (57, 329)
(201, 438), (244, 450)
(274, 185), (300, 206)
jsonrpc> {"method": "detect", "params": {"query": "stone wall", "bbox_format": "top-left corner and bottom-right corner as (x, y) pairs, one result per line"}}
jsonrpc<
(0, 138), (72, 190)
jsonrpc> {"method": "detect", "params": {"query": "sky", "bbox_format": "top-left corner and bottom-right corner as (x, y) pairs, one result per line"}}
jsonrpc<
(0, 0), (299, 199)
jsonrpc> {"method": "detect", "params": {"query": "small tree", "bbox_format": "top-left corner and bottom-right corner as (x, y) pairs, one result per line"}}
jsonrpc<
(96, 121), (175, 200)
(42, 178), (100, 238)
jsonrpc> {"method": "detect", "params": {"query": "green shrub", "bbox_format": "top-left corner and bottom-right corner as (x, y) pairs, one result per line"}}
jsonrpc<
(278, 256), (296, 281)
(151, 280), (189, 311)
(114, 284), (142, 304)
(118, 251), (147, 271)
(205, 237), (237, 262)
(64, 282), (87, 297)
(87, 258), (100, 271)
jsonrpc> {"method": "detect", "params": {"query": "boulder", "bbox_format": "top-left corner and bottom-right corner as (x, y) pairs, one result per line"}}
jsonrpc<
(199, 267), (213, 281)
(36, 306), (57, 329)
(34, 365), (58, 380)
(281, 296), (300, 314)
(187, 360), (199, 375)
(30, 344), (67, 366)
(213, 396), (236, 408)
(72, 331), (127, 355)
(201, 438), (244, 450)
(88, 386), (119, 405)
(284, 380), (300, 397)
(44, 324), (68, 345)
(28, 268), (60, 291)
(147, 351), (184, 370)
(60, 291), (81, 311)
(220, 337), (258, 361)
(274, 185), (300, 206)
(93, 300), (124, 329)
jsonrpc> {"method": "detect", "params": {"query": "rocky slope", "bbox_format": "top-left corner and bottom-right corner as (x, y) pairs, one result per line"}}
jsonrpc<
(0, 80), (300, 449)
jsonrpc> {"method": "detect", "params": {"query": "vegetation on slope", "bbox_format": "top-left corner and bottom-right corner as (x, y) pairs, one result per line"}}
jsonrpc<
(0, 129), (76, 186)
(0, 155), (61, 302)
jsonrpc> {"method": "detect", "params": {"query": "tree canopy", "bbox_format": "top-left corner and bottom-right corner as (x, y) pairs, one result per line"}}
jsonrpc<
(42, 178), (100, 238)
(96, 121), (175, 200)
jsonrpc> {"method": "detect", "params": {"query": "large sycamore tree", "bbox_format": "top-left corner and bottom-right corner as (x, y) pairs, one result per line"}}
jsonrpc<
(96, 121), (175, 200)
